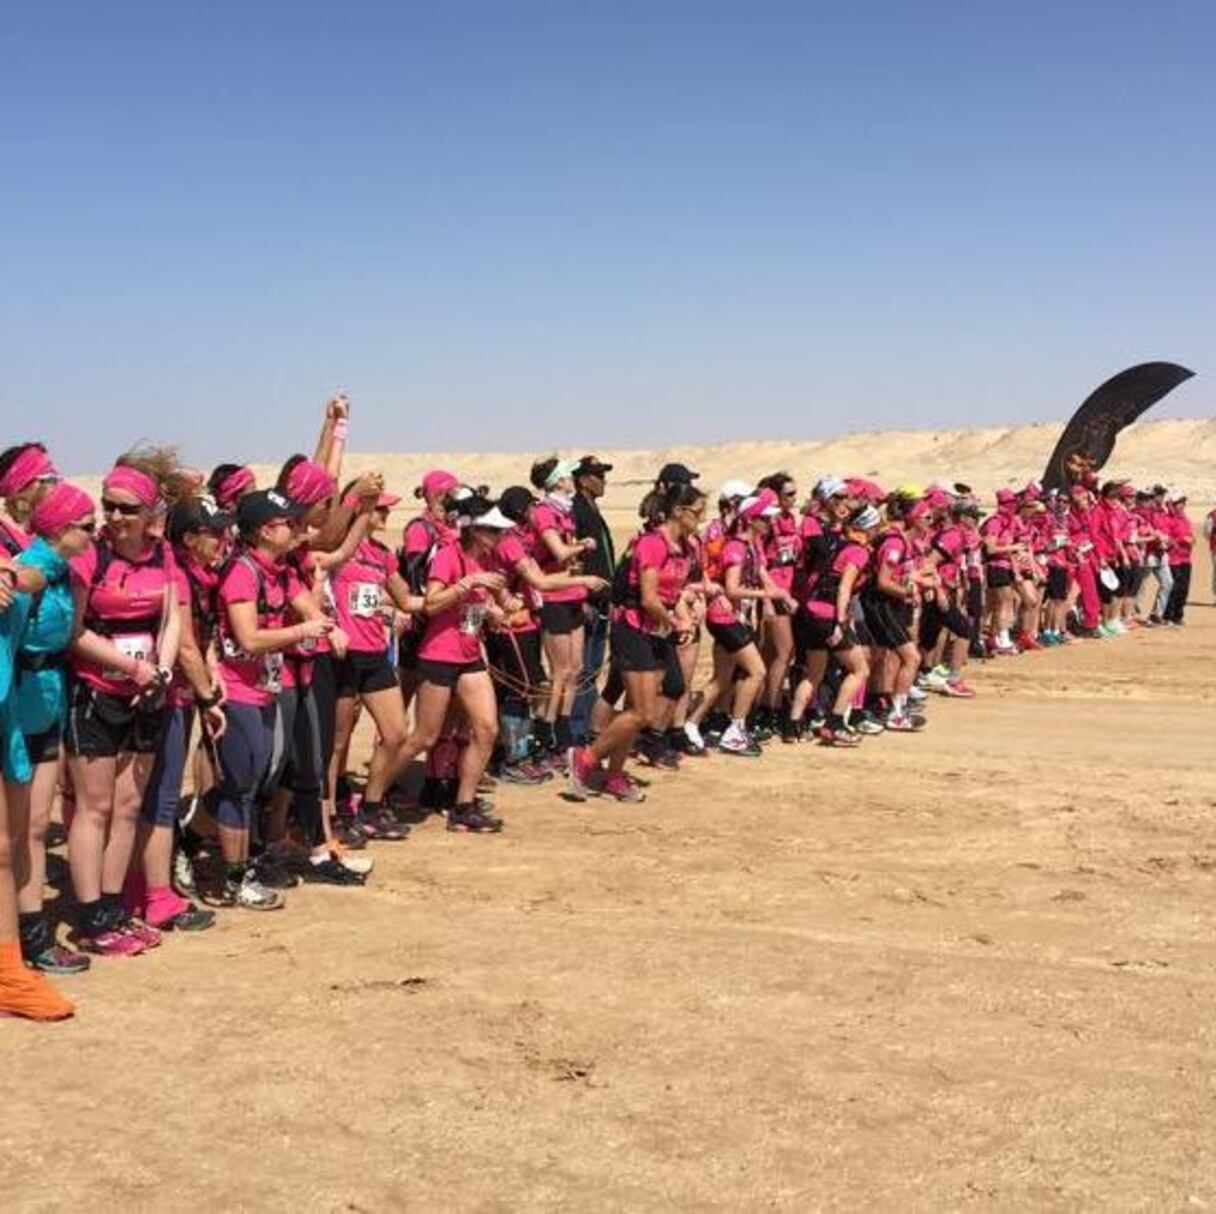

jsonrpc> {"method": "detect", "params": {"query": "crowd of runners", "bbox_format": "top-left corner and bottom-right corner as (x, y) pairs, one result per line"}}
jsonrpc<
(0, 396), (1208, 1020)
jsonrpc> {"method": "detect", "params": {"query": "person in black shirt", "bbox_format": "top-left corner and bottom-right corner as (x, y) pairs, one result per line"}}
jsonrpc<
(571, 456), (615, 740)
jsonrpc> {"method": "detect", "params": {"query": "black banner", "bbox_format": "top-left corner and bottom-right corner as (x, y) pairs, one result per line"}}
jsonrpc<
(1041, 362), (1194, 492)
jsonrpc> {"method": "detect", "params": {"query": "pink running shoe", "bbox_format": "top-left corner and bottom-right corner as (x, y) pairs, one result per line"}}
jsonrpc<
(602, 772), (646, 803)
(77, 928), (146, 957)
(118, 916), (163, 949)
(942, 678), (976, 699)
(566, 747), (603, 801)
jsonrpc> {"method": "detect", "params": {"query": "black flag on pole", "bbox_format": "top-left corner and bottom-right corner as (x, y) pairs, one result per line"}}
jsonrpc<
(1041, 362), (1194, 492)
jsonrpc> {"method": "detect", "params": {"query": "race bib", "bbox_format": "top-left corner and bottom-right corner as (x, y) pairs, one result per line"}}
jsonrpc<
(459, 603), (488, 635)
(259, 651), (285, 694)
(348, 582), (381, 619)
(104, 632), (154, 680)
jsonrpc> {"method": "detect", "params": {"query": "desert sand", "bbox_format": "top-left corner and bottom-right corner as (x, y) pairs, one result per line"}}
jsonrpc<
(7, 421), (1215, 1210)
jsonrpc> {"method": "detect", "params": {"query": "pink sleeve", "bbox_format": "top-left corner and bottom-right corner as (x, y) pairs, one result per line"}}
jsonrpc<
(634, 533), (667, 573)
(427, 545), (461, 587)
(497, 534), (526, 567)
(721, 540), (744, 569)
(172, 566), (190, 602)
(532, 503), (561, 535)
(220, 562), (258, 605)
(403, 520), (432, 557)
(841, 545), (869, 572)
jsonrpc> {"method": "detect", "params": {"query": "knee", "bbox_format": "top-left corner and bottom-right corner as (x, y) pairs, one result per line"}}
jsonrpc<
(469, 716), (498, 748)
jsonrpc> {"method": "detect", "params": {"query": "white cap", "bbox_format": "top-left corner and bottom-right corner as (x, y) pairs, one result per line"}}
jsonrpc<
(739, 494), (780, 520)
(717, 478), (752, 502)
(814, 474), (848, 502)
(461, 506), (514, 530)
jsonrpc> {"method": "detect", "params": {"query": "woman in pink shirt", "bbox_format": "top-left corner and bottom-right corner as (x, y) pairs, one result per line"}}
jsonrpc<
(378, 496), (516, 833)
(568, 483), (703, 801)
(489, 486), (607, 781)
(395, 469), (461, 712)
(687, 490), (794, 756)
(0, 442), (61, 572)
(528, 456), (598, 765)
(65, 460), (183, 955)
(1162, 496), (1194, 625)
(755, 473), (802, 736)
(212, 490), (333, 910)
(328, 490), (427, 839)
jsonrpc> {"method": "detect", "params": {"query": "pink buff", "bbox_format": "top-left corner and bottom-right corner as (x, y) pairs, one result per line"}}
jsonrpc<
(144, 887), (190, 929)
(0, 445), (58, 497)
(285, 459), (336, 506)
(215, 465), (256, 508)
(104, 465), (159, 507)
(30, 482), (95, 536)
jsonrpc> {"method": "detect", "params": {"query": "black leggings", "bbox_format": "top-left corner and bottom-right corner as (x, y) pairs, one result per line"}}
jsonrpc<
(1164, 561), (1191, 623)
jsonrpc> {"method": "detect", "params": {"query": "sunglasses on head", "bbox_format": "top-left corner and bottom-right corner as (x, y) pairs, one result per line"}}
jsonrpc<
(101, 498), (142, 517)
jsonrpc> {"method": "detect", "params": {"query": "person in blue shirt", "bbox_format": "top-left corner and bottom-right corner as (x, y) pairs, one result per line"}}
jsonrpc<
(4, 482), (97, 985)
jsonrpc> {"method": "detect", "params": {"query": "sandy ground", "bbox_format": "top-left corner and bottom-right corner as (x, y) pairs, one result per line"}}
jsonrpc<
(2, 528), (1213, 1209)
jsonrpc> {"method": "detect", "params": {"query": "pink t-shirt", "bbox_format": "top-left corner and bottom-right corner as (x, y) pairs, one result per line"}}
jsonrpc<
(487, 528), (541, 634)
(418, 542), (490, 665)
(932, 524), (966, 588)
(530, 501), (586, 605)
(706, 536), (761, 627)
(764, 511), (802, 592)
(333, 538), (395, 653)
(873, 530), (911, 588)
(805, 541), (869, 620)
(217, 548), (299, 706)
(1168, 511), (1194, 559)
(70, 539), (178, 696)
(618, 531), (692, 634)
(980, 511), (1018, 571)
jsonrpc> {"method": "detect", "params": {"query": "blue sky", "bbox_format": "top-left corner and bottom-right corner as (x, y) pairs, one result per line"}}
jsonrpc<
(1, 1), (1212, 470)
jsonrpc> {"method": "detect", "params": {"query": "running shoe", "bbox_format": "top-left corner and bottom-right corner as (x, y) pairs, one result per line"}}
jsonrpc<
(718, 727), (762, 757)
(807, 709), (828, 732)
(355, 808), (410, 842)
(27, 943), (91, 976)
(446, 803), (504, 833)
(233, 872), (285, 911)
(252, 853), (301, 888)
(851, 711), (885, 736)
(941, 677), (976, 699)
(907, 684), (927, 704)
(160, 903), (217, 931)
(302, 856), (367, 886)
(993, 639), (1020, 656)
(497, 762), (551, 786)
(682, 721), (707, 754)
(602, 772), (646, 803)
(817, 723), (861, 747)
(566, 746), (603, 801)
(172, 848), (198, 899)
(0, 963), (74, 1021)
(330, 842), (374, 877)
(884, 712), (918, 732)
(747, 718), (775, 744)
(76, 927), (145, 957)
(921, 668), (951, 693)
(115, 914), (163, 949)
(1017, 632), (1044, 651)
(334, 817), (369, 849)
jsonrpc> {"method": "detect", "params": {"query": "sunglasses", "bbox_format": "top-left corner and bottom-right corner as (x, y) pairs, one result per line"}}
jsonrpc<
(101, 498), (142, 517)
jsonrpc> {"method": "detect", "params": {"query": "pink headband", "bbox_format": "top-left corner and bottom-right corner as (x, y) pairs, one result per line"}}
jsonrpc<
(215, 465), (256, 508)
(285, 459), (336, 506)
(31, 483), (95, 537)
(0, 446), (58, 498)
(103, 465), (159, 507)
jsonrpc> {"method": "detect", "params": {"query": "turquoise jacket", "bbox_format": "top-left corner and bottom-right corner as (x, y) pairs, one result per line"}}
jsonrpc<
(0, 538), (74, 781)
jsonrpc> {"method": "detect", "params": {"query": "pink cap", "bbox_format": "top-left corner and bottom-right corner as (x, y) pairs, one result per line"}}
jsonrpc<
(31, 482), (95, 536)
(0, 445), (59, 498)
(906, 500), (931, 525)
(421, 469), (460, 498)
(343, 490), (402, 510)
(995, 488), (1017, 508)
(103, 465), (159, 507)
(285, 459), (337, 506)
(1118, 482), (1136, 498)
(739, 489), (780, 522)
(214, 465), (256, 509)
(924, 486), (951, 509)
(845, 477), (885, 503)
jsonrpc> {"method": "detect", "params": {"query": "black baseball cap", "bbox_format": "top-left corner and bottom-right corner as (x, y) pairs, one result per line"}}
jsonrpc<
(656, 462), (699, 485)
(574, 455), (613, 479)
(237, 489), (306, 532)
(167, 495), (235, 542)
(499, 485), (537, 524)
